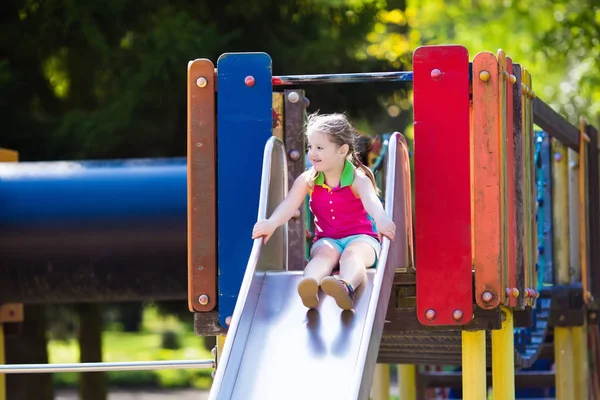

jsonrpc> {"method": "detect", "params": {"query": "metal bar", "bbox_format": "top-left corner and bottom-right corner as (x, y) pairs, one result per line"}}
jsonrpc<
(0, 359), (214, 374)
(532, 97), (580, 151)
(370, 364), (390, 400)
(272, 71), (412, 86)
(397, 364), (416, 400)
(492, 307), (515, 400)
(554, 327), (575, 399)
(461, 330), (487, 400)
(572, 325), (589, 400)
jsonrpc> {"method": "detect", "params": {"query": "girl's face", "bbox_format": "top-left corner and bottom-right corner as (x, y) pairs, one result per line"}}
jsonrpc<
(306, 130), (348, 172)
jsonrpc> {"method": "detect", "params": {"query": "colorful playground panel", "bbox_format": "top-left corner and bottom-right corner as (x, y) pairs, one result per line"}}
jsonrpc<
(187, 58), (217, 313)
(471, 51), (502, 310)
(413, 45), (473, 326)
(216, 53), (273, 328)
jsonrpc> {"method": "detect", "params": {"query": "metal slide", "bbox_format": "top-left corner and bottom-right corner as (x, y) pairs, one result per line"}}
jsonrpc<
(209, 132), (412, 400)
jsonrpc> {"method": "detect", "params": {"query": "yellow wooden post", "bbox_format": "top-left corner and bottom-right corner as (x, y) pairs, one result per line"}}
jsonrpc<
(492, 306), (515, 400)
(272, 93), (284, 140)
(551, 137), (576, 400)
(397, 364), (416, 400)
(572, 325), (589, 400)
(462, 330), (487, 400)
(370, 364), (390, 400)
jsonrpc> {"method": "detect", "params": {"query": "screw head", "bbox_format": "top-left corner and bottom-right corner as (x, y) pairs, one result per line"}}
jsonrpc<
(225, 316), (232, 326)
(244, 76), (255, 87)
(452, 309), (463, 321)
(482, 291), (493, 303)
(431, 69), (442, 81)
(288, 91), (300, 103)
(289, 149), (300, 161)
(479, 70), (490, 82)
(198, 294), (209, 305)
(425, 309), (436, 321)
(196, 77), (208, 88)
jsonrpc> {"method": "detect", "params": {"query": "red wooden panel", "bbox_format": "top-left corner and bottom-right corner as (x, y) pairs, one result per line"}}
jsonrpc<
(505, 56), (518, 308)
(472, 51), (501, 310)
(413, 45), (473, 326)
(187, 59), (217, 312)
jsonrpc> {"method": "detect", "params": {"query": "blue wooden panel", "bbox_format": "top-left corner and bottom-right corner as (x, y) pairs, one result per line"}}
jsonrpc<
(217, 53), (273, 327)
(535, 130), (554, 287)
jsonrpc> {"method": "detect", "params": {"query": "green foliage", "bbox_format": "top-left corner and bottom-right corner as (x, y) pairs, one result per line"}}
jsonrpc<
(2, 0), (402, 161)
(49, 305), (213, 389)
(404, 0), (600, 123)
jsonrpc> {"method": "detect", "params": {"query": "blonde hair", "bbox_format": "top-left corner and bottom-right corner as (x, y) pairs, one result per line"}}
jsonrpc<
(305, 112), (379, 193)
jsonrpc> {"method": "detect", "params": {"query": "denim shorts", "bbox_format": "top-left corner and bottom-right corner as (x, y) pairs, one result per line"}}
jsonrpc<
(310, 234), (381, 268)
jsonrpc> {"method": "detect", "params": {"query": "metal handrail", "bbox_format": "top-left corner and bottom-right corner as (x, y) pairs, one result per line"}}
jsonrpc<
(0, 359), (214, 374)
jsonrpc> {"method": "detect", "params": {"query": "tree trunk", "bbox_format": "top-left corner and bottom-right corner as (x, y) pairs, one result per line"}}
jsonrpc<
(5, 305), (54, 400)
(77, 303), (107, 400)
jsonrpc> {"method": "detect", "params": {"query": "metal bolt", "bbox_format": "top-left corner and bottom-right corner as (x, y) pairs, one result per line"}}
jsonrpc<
(225, 316), (232, 326)
(289, 149), (300, 161)
(198, 265), (204, 271)
(211, 370), (216, 378)
(198, 294), (209, 305)
(479, 70), (490, 82)
(303, 97), (310, 108)
(244, 76), (255, 87)
(425, 309), (436, 321)
(512, 288), (520, 298)
(452, 309), (463, 321)
(430, 69), (442, 81)
(211, 347), (217, 357)
(509, 74), (516, 84)
(196, 77), (208, 88)
(287, 91), (300, 103)
(555, 152), (562, 162)
(482, 291), (493, 303)
(559, 315), (566, 322)
(293, 209), (301, 219)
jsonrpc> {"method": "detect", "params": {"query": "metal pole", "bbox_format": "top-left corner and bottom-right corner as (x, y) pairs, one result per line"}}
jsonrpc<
(272, 71), (413, 86)
(462, 330), (487, 400)
(370, 364), (390, 400)
(397, 364), (416, 400)
(0, 359), (214, 374)
(492, 307), (515, 400)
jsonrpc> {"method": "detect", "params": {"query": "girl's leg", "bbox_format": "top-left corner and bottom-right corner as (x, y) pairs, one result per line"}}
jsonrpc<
(297, 242), (341, 308)
(321, 241), (376, 310)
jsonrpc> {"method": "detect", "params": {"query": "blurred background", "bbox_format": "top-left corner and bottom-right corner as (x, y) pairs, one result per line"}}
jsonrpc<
(1, 0), (598, 398)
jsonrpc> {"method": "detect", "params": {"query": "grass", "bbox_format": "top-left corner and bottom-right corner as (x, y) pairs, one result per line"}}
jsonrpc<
(48, 306), (214, 389)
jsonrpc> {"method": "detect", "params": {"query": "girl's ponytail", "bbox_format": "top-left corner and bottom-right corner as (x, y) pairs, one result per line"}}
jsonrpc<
(350, 152), (380, 196)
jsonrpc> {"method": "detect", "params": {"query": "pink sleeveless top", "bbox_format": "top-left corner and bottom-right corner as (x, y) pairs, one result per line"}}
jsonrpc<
(308, 160), (379, 242)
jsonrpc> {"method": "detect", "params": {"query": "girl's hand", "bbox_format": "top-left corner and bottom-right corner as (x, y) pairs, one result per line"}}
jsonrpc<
(377, 218), (396, 241)
(252, 219), (277, 244)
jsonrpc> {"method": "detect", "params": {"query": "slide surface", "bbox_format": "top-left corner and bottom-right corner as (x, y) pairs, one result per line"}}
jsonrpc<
(210, 132), (412, 400)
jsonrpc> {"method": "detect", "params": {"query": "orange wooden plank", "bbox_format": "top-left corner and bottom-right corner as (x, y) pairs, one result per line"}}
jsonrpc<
(472, 51), (502, 309)
(505, 56), (518, 308)
(187, 59), (217, 312)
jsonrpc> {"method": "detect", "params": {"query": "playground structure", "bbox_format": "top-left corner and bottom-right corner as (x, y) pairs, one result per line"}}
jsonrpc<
(0, 44), (598, 399)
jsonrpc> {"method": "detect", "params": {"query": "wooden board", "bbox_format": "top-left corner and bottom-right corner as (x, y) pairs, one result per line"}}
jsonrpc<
(413, 45), (473, 326)
(284, 89), (307, 271)
(472, 51), (501, 310)
(187, 59), (217, 312)
(217, 53), (273, 328)
(505, 56), (518, 308)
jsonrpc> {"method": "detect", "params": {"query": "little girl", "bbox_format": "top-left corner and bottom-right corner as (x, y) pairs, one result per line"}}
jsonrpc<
(252, 113), (396, 310)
